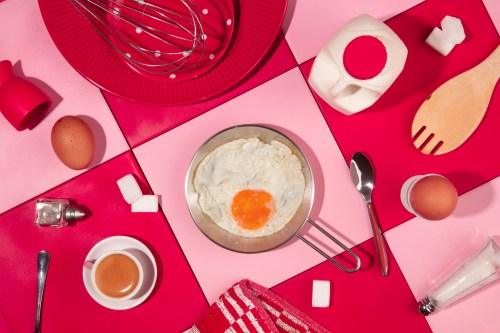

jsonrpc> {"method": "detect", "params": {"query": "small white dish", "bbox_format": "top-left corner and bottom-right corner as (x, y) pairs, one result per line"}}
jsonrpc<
(83, 236), (157, 310)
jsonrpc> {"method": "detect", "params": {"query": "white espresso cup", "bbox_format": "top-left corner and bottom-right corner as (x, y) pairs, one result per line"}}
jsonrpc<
(86, 250), (144, 302)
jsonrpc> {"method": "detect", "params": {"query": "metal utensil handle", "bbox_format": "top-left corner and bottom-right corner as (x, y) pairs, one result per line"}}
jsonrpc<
(295, 219), (361, 273)
(367, 202), (389, 276)
(35, 251), (50, 333)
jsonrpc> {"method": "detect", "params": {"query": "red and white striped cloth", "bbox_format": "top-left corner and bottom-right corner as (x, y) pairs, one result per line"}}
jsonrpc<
(189, 279), (331, 333)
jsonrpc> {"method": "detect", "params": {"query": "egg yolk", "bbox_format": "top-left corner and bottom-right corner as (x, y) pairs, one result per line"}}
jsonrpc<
(231, 190), (275, 230)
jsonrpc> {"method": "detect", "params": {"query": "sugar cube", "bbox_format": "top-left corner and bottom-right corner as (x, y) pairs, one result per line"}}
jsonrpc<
(117, 174), (143, 204)
(131, 195), (159, 213)
(425, 27), (456, 56)
(441, 16), (466, 44)
(312, 280), (330, 308)
(425, 16), (466, 56)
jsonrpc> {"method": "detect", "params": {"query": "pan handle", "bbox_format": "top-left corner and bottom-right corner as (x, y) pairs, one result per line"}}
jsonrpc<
(295, 219), (361, 273)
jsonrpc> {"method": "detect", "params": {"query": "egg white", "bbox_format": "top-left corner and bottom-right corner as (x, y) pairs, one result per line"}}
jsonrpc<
(193, 138), (306, 237)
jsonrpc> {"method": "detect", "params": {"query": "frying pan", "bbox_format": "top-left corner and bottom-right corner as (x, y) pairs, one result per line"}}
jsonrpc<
(185, 125), (361, 272)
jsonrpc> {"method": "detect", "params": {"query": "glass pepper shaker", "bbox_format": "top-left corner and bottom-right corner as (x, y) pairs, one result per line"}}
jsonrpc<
(35, 198), (87, 227)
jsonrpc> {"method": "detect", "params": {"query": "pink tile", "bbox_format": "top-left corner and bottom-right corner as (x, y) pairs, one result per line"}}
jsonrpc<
(282, 0), (424, 64)
(0, 0), (129, 214)
(133, 68), (372, 302)
(483, 0), (500, 32)
(385, 176), (500, 333)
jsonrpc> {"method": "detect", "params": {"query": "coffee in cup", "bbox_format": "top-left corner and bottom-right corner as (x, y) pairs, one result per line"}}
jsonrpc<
(89, 250), (144, 301)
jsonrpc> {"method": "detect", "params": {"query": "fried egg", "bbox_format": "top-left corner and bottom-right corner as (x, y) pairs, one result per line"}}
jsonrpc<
(193, 138), (306, 237)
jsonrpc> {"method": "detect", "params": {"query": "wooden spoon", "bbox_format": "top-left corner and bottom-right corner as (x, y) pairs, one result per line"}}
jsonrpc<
(412, 45), (500, 155)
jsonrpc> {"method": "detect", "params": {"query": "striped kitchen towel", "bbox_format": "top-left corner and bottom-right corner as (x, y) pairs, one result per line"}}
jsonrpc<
(189, 279), (331, 333)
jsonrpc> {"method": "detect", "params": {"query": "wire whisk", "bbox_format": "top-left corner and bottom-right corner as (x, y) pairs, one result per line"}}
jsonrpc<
(69, 0), (233, 79)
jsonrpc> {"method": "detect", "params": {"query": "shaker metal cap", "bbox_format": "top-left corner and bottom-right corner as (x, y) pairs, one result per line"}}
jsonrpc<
(64, 206), (87, 222)
(418, 297), (436, 315)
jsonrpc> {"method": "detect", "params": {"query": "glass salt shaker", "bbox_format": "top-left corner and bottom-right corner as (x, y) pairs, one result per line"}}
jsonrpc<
(418, 237), (500, 315)
(35, 198), (87, 227)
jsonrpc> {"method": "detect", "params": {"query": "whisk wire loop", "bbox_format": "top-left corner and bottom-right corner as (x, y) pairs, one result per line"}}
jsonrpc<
(69, 0), (207, 75)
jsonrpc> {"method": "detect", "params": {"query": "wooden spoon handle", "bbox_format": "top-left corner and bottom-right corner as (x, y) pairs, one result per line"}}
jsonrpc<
(474, 45), (500, 83)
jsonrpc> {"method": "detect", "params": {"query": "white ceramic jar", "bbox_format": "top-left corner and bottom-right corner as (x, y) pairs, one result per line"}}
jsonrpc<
(308, 14), (408, 115)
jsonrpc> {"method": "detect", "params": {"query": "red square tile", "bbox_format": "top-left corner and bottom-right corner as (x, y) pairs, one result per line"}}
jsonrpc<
(271, 240), (432, 333)
(0, 152), (207, 332)
(301, 0), (500, 232)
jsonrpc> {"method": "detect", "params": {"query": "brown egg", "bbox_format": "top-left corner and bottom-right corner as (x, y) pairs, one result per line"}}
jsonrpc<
(410, 175), (458, 220)
(51, 116), (95, 170)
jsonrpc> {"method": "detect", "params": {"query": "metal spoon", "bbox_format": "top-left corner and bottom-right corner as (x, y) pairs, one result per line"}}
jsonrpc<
(350, 152), (389, 276)
(35, 251), (50, 333)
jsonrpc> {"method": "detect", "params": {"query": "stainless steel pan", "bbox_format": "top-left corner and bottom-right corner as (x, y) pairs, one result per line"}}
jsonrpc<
(185, 125), (360, 272)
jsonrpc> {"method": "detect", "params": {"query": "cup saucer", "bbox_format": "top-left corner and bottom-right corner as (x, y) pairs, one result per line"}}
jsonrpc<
(83, 236), (157, 310)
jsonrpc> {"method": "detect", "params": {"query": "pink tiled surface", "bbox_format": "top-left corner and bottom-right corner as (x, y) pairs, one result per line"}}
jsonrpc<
(385, 176), (500, 333)
(283, 0), (424, 64)
(0, 0), (499, 332)
(483, 0), (500, 32)
(0, 0), (129, 214)
(133, 68), (371, 303)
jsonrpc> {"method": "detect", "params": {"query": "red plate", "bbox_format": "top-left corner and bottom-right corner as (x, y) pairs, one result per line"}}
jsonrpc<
(38, 0), (288, 105)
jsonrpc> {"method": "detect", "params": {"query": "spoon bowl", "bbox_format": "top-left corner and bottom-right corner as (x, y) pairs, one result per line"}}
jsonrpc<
(350, 152), (375, 202)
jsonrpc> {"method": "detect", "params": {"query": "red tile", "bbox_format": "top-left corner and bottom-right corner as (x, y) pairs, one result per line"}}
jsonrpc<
(0, 152), (207, 333)
(300, 0), (500, 232)
(271, 240), (432, 333)
(106, 35), (297, 148)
